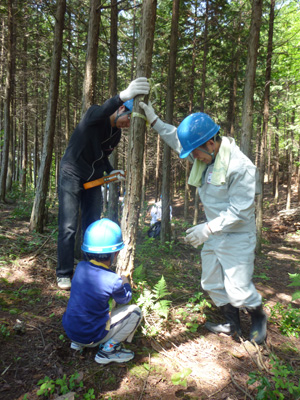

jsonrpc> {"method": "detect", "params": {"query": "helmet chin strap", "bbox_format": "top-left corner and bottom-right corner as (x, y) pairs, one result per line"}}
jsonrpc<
(114, 109), (131, 125)
(110, 252), (115, 265)
(197, 135), (217, 164)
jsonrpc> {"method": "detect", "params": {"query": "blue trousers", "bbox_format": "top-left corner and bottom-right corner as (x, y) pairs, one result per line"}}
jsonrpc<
(56, 168), (103, 278)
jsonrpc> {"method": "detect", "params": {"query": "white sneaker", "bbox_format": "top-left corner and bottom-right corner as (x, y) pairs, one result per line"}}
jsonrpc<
(70, 342), (84, 351)
(57, 277), (71, 290)
(95, 343), (134, 364)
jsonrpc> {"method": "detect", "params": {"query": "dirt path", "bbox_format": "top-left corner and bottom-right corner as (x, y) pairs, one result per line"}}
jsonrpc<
(0, 183), (299, 399)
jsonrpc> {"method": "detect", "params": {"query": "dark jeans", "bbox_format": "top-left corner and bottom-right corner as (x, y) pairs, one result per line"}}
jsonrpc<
(57, 168), (103, 278)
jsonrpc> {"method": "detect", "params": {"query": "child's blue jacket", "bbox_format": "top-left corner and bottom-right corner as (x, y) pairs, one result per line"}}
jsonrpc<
(62, 261), (132, 344)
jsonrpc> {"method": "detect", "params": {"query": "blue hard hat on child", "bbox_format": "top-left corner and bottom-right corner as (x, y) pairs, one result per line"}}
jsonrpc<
(177, 113), (220, 159)
(82, 218), (125, 254)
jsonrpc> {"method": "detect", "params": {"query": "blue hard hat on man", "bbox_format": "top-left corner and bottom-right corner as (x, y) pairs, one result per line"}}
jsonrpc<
(177, 112), (220, 159)
(114, 99), (133, 125)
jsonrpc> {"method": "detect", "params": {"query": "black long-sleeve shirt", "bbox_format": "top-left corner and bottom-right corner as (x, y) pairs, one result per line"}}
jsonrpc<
(60, 95), (123, 181)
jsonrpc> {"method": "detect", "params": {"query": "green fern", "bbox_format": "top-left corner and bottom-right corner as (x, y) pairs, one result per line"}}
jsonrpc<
(153, 275), (170, 299)
(154, 299), (171, 319)
(135, 275), (172, 336)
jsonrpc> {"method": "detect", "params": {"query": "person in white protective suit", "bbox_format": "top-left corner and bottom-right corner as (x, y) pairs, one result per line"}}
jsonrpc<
(139, 102), (267, 345)
(150, 196), (172, 226)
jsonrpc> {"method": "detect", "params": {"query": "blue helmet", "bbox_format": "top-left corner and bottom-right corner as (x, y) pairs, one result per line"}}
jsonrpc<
(123, 99), (133, 112)
(177, 113), (220, 158)
(81, 218), (125, 254)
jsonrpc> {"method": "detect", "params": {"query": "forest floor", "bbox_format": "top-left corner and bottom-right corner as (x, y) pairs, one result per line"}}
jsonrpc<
(0, 182), (300, 400)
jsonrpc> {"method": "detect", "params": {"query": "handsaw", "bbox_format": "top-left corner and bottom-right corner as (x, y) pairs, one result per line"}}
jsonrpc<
(83, 171), (126, 190)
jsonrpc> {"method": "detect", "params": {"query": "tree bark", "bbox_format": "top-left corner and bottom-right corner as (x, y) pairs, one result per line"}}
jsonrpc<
(29, 0), (66, 232)
(0, 0), (14, 202)
(256, 0), (275, 253)
(81, 0), (101, 114)
(273, 116), (279, 205)
(161, 0), (180, 243)
(108, 0), (119, 223)
(21, 35), (28, 192)
(117, 0), (157, 276)
(286, 109), (294, 210)
(240, 0), (263, 158)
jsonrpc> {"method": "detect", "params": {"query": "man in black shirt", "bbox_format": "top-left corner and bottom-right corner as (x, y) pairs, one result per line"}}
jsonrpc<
(57, 77), (150, 289)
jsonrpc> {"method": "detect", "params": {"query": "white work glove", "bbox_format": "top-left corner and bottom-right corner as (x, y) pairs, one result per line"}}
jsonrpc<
(119, 77), (150, 102)
(139, 101), (158, 125)
(185, 223), (212, 248)
(110, 170), (126, 182)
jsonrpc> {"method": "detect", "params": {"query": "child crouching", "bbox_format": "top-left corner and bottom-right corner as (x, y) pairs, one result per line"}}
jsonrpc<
(62, 218), (142, 364)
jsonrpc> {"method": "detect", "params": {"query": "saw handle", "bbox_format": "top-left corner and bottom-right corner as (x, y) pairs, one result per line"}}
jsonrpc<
(83, 171), (126, 190)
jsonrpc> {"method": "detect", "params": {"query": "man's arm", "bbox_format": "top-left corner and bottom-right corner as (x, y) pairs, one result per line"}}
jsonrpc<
(84, 95), (123, 126)
(140, 102), (194, 162)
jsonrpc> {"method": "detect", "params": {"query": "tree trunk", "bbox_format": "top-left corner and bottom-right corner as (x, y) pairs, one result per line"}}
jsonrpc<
(227, 14), (241, 137)
(273, 116), (279, 206)
(193, 0), (208, 225)
(155, 134), (161, 201)
(117, 0), (157, 277)
(256, 0), (275, 253)
(0, 0), (14, 202)
(29, 0), (66, 232)
(286, 109), (294, 210)
(240, 0), (263, 158)
(161, 0), (180, 243)
(183, 160), (190, 220)
(108, 0), (119, 223)
(74, 0), (101, 256)
(21, 35), (28, 192)
(81, 0), (101, 114)
(65, 9), (71, 143)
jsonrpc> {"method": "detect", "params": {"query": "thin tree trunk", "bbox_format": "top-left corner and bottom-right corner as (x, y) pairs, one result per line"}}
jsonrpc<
(29, 0), (66, 232)
(81, 0), (101, 114)
(184, 160), (190, 220)
(286, 110), (294, 210)
(155, 134), (161, 201)
(194, 0), (209, 225)
(185, 0), (198, 221)
(21, 35), (28, 192)
(273, 116), (279, 206)
(117, 0), (157, 277)
(256, 0), (275, 253)
(240, 0), (263, 158)
(0, 0), (14, 201)
(161, 0), (180, 243)
(65, 9), (71, 143)
(108, 0), (119, 223)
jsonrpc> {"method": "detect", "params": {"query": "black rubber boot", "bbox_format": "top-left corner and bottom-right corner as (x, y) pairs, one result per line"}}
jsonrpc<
(247, 304), (267, 344)
(205, 304), (242, 337)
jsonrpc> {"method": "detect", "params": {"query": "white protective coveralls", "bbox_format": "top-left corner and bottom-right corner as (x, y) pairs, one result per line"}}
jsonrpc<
(150, 200), (173, 226)
(152, 119), (262, 308)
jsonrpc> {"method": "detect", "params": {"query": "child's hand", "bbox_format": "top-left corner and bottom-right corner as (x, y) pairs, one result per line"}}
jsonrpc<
(121, 275), (129, 285)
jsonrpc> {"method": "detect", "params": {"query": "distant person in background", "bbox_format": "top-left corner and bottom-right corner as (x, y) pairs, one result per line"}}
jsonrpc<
(140, 101), (267, 345)
(148, 196), (173, 239)
(56, 78), (150, 290)
(150, 196), (172, 226)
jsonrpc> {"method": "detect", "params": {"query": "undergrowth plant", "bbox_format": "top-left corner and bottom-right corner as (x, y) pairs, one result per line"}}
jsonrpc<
(267, 302), (300, 338)
(288, 273), (300, 300)
(248, 354), (300, 399)
(133, 266), (171, 336)
(30, 372), (96, 399)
